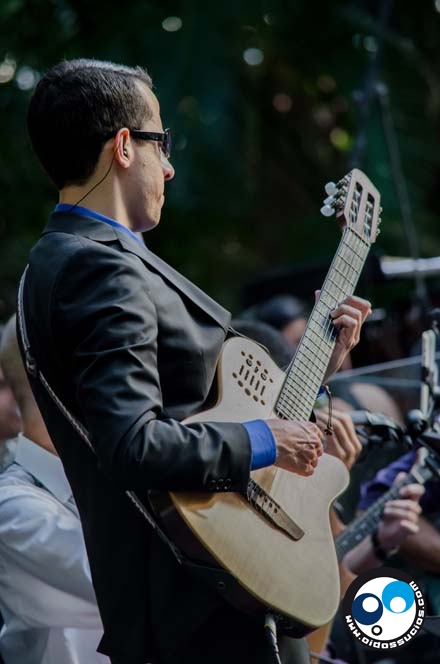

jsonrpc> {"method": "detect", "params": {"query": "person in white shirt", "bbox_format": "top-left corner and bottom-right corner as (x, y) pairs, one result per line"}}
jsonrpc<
(0, 315), (109, 664)
(0, 324), (21, 471)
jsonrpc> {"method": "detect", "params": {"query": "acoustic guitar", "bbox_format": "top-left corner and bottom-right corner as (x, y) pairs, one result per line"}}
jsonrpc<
(155, 168), (381, 637)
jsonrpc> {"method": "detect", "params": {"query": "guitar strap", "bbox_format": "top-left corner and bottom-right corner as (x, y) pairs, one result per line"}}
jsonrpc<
(16, 265), (248, 610)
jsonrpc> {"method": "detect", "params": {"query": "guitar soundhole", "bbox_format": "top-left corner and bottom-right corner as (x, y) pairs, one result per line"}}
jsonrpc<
(232, 352), (272, 405)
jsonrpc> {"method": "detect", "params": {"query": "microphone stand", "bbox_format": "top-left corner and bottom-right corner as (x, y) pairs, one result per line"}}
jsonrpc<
(349, 0), (430, 309)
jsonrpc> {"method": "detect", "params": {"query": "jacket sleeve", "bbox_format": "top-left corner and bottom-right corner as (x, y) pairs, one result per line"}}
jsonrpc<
(51, 239), (252, 492)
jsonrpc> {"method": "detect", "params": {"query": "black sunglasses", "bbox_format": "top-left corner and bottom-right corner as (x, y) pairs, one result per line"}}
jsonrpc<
(130, 128), (172, 160)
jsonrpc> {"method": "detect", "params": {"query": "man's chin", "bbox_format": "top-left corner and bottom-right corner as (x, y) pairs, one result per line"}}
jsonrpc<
(135, 212), (161, 233)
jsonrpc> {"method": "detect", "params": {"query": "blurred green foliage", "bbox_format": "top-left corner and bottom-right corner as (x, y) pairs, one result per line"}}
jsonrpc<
(0, 0), (439, 325)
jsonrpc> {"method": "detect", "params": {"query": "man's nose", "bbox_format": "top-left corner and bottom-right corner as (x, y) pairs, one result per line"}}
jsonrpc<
(161, 154), (175, 181)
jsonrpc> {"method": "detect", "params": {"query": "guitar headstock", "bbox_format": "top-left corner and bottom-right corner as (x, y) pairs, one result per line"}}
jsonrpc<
(320, 168), (382, 245)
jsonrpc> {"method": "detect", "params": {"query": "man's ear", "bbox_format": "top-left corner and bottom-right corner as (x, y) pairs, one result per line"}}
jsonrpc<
(114, 128), (131, 166)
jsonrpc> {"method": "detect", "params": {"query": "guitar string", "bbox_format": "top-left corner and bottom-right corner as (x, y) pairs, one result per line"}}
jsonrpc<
(335, 473), (418, 560)
(276, 229), (370, 421)
(280, 223), (365, 418)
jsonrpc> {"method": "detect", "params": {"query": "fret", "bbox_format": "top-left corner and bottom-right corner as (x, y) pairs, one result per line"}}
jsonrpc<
(276, 226), (371, 422)
(325, 276), (351, 300)
(332, 258), (358, 288)
(280, 376), (308, 401)
(278, 383), (323, 421)
(281, 379), (322, 401)
(285, 370), (316, 388)
(307, 321), (336, 341)
(276, 399), (310, 421)
(294, 347), (328, 374)
(283, 366), (323, 388)
(278, 381), (320, 408)
(281, 376), (323, 404)
(278, 381), (314, 409)
(277, 401), (312, 422)
(289, 354), (327, 379)
(307, 320), (335, 342)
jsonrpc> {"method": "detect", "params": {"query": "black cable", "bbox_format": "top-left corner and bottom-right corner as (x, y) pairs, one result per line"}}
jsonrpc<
(65, 152), (116, 213)
(264, 613), (282, 664)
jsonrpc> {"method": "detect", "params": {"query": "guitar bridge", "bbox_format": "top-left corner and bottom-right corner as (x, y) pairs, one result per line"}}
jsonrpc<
(246, 478), (304, 541)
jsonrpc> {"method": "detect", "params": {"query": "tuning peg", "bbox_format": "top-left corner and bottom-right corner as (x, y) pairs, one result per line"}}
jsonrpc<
(320, 204), (335, 217)
(324, 182), (337, 196)
(323, 195), (335, 206)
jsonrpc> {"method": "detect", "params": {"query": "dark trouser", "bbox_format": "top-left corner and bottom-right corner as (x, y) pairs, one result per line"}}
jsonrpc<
(152, 603), (311, 664)
(148, 534), (311, 664)
(110, 620), (311, 664)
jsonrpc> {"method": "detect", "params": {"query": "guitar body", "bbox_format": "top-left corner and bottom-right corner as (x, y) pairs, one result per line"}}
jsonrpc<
(167, 337), (349, 634)
(306, 511), (356, 653)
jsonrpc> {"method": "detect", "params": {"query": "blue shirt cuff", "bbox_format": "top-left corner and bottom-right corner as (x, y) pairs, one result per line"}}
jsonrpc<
(243, 420), (277, 470)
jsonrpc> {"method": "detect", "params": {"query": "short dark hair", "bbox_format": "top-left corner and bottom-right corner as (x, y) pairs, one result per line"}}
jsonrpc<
(241, 295), (308, 332)
(27, 58), (153, 189)
(231, 319), (293, 369)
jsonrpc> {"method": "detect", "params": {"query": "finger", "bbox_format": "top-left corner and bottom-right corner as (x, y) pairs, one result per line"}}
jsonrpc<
(384, 499), (422, 513)
(324, 436), (347, 461)
(336, 295), (372, 321)
(298, 446), (321, 464)
(331, 302), (363, 322)
(398, 483), (425, 500)
(383, 503), (422, 519)
(294, 459), (317, 477)
(324, 436), (347, 463)
(325, 419), (350, 459)
(303, 460), (319, 476)
(317, 409), (361, 462)
(331, 411), (362, 458)
(330, 312), (360, 336)
(331, 324), (360, 347)
(296, 421), (322, 442)
(399, 520), (419, 534)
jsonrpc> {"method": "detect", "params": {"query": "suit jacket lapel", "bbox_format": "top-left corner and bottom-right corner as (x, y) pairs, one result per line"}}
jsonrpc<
(43, 212), (231, 331)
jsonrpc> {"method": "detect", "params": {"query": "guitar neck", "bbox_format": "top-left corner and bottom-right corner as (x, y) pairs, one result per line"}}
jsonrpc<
(335, 477), (412, 561)
(335, 461), (434, 560)
(276, 228), (370, 420)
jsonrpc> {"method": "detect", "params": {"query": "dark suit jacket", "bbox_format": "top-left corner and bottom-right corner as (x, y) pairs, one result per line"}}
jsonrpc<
(21, 211), (252, 663)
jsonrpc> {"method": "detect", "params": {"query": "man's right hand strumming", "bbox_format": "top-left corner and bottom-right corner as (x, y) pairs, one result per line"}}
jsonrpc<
(266, 420), (323, 477)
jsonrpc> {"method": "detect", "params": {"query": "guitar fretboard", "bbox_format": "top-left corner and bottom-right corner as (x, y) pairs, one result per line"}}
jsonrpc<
(335, 462), (433, 560)
(276, 228), (369, 421)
